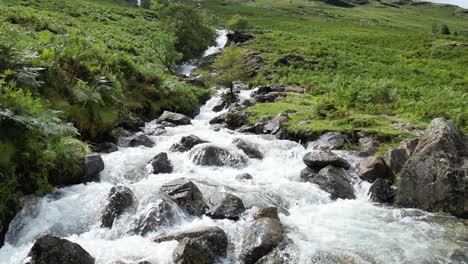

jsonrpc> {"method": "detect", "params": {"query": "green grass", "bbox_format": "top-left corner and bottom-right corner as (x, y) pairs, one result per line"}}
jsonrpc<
(201, 0), (468, 134)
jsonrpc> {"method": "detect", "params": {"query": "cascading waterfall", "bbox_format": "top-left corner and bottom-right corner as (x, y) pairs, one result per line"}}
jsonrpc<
(0, 33), (467, 264)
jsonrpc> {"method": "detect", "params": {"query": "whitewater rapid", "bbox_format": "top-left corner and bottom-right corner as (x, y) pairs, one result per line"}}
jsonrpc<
(0, 32), (467, 264)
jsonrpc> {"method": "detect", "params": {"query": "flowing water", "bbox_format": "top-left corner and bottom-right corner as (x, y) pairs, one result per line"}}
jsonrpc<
(0, 32), (467, 264)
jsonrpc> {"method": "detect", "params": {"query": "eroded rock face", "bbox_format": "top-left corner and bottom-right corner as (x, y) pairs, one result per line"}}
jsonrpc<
(395, 118), (468, 218)
(134, 200), (178, 235)
(154, 226), (228, 264)
(241, 208), (283, 264)
(101, 186), (135, 228)
(309, 132), (345, 150)
(150, 152), (173, 174)
(170, 135), (208, 152)
(357, 156), (393, 183)
(190, 144), (247, 168)
(160, 178), (208, 216)
(207, 193), (246, 220)
(28, 235), (95, 264)
(309, 165), (355, 200)
(157, 111), (192, 126)
(303, 151), (350, 171)
(233, 138), (264, 160)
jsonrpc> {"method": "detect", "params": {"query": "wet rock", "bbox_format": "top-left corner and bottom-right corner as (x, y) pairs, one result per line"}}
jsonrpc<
(129, 134), (155, 148)
(170, 134), (208, 152)
(309, 132), (345, 150)
(92, 142), (118, 153)
(160, 121), (176, 128)
(28, 235), (95, 264)
(101, 186), (135, 228)
(160, 178), (208, 216)
(150, 152), (173, 174)
(395, 118), (468, 218)
(399, 138), (419, 156)
(450, 248), (468, 263)
(254, 85), (272, 95)
(108, 127), (132, 143)
(212, 101), (227, 112)
(255, 243), (297, 264)
(134, 200), (178, 235)
(255, 92), (281, 103)
(357, 156), (393, 183)
(233, 138), (264, 159)
(264, 113), (289, 135)
(207, 193), (246, 220)
(232, 80), (248, 92)
(383, 148), (409, 174)
(241, 208), (283, 264)
(358, 137), (379, 156)
(369, 178), (395, 203)
(156, 226), (228, 264)
(209, 109), (250, 129)
(84, 154), (105, 182)
(236, 173), (254, 180)
(303, 151), (350, 170)
(253, 207), (279, 220)
(310, 165), (355, 200)
(242, 99), (255, 107)
(190, 144), (247, 167)
(299, 167), (319, 182)
(157, 111), (192, 126)
(227, 31), (254, 45)
(237, 125), (257, 134)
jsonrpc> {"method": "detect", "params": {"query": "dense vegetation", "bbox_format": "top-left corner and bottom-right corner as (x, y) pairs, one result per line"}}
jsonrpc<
(0, 0), (215, 230)
(201, 0), (467, 138)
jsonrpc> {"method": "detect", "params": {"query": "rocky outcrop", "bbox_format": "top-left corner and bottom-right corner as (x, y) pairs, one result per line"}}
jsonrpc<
(308, 132), (345, 150)
(128, 134), (155, 148)
(209, 106), (250, 129)
(307, 165), (355, 200)
(28, 235), (95, 264)
(92, 142), (118, 154)
(101, 186), (135, 228)
(369, 178), (395, 203)
(395, 118), (468, 218)
(399, 138), (418, 156)
(190, 144), (247, 167)
(241, 207), (283, 264)
(160, 178), (208, 216)
(357, 156), (393, 183)
(303, 151), (350, 170)
(206, 193), (246, 220)
(157, 111), (192, 126)
(227, 31), (254, 45)
(383, 148), (408, 175)
(255, 92), (282, 103)
(150, 152), (173, 174)
(233, 138), (264, 159)
(263, 113), (289, 136)
(134, 200), (178, 235)
(48, 154), (104, 186)
(155, 226), (228, 264)
(170, 135), (208, 152)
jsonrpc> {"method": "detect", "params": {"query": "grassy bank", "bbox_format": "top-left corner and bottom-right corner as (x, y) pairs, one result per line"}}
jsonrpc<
(201, 0), (468, 136)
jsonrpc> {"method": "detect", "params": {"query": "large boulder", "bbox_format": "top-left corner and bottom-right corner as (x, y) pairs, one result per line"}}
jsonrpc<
(240, 208), (283, 264)
(150, 152), (173, 174)
(157, 111), (192, 126)
(233, 138), (264, 160)
(303, 151), (350, 170)
(255, 92), (282, 103)
(190, 144), (247, 168)
(160, 178), (208, 216)
(369, 178), (395, 204)
(155, 226), (228, 264)
(101, 186), (135, 228)
(209, 109), (249, 129)
(84, 154), (105, 182)
(128, 134), (155, 148)
(28, 235), (95, 264)
(309, 132), (345, 150)
(206, 193), (246, 220)
(299, 167), (319, 182)
(357, 156), (393, 183)
(263, 113), (289, 135)
(395, 118), (468, 218)
(383, 148), (409, 175)
(134, 200), (178, 235)
(308, 165), (355, 200)
(170, 135), (208, 152)
(92, 142), (118, 154)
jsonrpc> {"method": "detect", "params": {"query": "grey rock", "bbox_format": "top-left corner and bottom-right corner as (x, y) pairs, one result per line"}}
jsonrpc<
(309, 132), (345, 150)
(303, 151), (350, 170)
(207, 193), (246, 220)
(369, 178), (395, 204)
(157, 111), (191, 126)
(383, 148), (409, 174)
(190, 144), (247, 168)
(160, 178), (208, 216)
(357, 156), (393, 183)
(255, 92), (281, 103)
(129, 134), (154, 148)
(399, 138), (419, 156)
(236, 173), (254, 180)
(299, 167), (319, 182)
(264, 113), (289, 135)
(358, 137), (379, 156)
(93, 142), (118, 153)
(170, 134), (208, 152)
(150, 152), (173, 174)
(310, 165), (355, 200)
(84, 154), (105, 182)
(101, 186), (135, 228)
(233, 138), (264, 159)
(28, 235), (95, 264)
(395, 118), (468, 218)
(134, 200), (178, 235)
